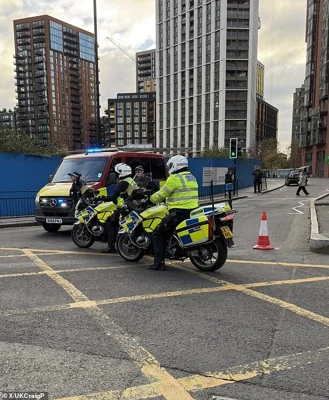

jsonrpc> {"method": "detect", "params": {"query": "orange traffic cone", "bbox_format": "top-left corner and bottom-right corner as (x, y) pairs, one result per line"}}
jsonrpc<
(253, 212), (274, 250)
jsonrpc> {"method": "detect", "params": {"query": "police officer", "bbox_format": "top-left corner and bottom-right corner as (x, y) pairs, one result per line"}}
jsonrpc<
(97, 163), (135, 253)
(68, 172), (83, 203)
(147, 155), (199, 271)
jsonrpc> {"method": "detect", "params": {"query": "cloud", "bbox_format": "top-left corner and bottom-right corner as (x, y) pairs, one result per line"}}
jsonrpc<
(258, 0), (307, 147)
(0, 0), (308, 152)
(0, 0), (155, 111)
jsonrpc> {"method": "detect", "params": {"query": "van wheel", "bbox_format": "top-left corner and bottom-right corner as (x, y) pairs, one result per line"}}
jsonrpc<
(42, 223), (61, 233)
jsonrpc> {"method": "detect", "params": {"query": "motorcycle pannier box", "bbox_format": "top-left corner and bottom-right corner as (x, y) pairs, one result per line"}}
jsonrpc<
(176, 216), (210, 247)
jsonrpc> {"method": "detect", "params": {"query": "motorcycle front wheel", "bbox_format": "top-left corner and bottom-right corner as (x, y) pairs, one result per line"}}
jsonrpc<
(71, 224), (95, 248)
(116, 233), (144, 262)
(189, 238), (227, 272)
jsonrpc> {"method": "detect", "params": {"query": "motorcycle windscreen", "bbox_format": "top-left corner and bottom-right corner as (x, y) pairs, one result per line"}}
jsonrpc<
(176, 216), (210, 247)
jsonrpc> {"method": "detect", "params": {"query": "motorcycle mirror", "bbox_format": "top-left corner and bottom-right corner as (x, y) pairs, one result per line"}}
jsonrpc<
(107, 172), (117, 185)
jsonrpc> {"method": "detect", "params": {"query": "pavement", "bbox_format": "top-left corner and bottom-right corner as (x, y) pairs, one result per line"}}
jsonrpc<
(0, 179), (285, 229)
(310, 191), (329, 254)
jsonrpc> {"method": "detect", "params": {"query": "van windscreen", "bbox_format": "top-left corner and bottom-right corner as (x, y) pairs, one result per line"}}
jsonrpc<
(52, 158), (108, 183)
(125, 157), (166, 180)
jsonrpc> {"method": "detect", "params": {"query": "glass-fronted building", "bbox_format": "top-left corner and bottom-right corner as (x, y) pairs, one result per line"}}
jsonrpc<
(14, 15), (97, 149)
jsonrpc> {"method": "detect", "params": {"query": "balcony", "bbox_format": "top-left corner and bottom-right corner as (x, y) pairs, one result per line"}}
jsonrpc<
(35, 98), (47, 105)
(71, 102), (80, 109)
(34, 56), (45, 63)
(33, 28), (45, 36)
(33, 36), (46, 44)
(70, 83), (81, 91)
(35, 70), (45, 77)
(70, 68), (80, 77)
(16, 23), (30, 32)
(35, 85), (46, 92)
(69, 62), (79, 70)
(17, 32), (31, 41)
(70, 75), (80, 83)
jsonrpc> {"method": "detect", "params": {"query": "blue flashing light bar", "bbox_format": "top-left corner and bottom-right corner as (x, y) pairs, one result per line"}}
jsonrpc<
(86, 148), (103, 155)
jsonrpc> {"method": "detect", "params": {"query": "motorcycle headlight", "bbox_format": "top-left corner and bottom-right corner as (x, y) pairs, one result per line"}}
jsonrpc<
(35, 195), (40, 203)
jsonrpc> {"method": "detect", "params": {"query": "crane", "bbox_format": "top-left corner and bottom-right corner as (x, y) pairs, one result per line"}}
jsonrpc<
(106, 37), (136, 63)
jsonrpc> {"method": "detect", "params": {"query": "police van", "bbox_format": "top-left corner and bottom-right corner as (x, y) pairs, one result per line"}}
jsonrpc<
(35, 149), (167, 232)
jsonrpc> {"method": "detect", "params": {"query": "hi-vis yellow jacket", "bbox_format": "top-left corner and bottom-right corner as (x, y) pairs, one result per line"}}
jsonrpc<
(150, 171), (199, 210)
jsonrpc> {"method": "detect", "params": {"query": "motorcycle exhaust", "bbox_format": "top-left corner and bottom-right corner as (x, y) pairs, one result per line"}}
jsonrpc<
(189, 248), (208, 258)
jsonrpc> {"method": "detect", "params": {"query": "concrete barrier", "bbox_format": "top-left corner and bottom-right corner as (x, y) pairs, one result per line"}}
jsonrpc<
(309, 193), (329, 254)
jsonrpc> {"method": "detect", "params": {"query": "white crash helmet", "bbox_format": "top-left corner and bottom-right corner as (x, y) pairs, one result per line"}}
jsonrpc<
(115, 163), (132, 179)
(167, 155), (188, 175)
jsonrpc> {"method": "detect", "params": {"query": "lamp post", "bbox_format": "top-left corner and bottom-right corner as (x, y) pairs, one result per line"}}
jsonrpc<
(93, 0), (101, 147)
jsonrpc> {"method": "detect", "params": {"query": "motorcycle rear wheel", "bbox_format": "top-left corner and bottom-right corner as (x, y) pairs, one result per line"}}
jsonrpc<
(189, 238), (227, 272)
(116, 233), (144, 262)
(71, 224), (95, 248)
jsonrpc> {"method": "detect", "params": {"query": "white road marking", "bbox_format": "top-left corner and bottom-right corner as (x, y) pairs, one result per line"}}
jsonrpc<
(288, 201), (305, 215)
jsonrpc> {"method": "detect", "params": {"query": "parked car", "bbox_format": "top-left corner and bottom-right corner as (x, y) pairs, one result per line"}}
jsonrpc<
(285, 170), (308, 186)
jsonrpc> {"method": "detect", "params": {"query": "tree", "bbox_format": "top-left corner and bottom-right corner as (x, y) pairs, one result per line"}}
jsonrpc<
(0, 125), (68, 156)
(287, 139), (302, 169)
(199, 146), (229, 158)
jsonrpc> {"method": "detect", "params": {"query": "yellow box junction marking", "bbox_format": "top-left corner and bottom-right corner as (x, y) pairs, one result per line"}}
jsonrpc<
(0, 247), (329, 398)
(57, 345), (329, 400)
(22, 250), (194, 400)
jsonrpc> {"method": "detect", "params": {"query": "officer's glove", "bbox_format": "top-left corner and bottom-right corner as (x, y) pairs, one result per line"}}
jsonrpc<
(120, 192), (128, 200)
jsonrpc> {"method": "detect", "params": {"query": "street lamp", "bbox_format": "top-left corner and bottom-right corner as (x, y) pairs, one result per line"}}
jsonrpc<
(93, 0), (101, 147)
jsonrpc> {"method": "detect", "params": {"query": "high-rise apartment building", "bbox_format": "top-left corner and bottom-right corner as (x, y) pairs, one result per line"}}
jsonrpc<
(291, 85), (305, 143)
(156, 0), (259, 155)
(299, 1), (329, 177)
(108, 92), (156, 147)
(0, 109), (17, 132)
(136, 50), (156, 92)
(14, 15), (97, 150)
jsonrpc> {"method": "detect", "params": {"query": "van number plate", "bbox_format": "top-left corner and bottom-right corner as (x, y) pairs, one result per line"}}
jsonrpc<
(46, 219), (62, 224)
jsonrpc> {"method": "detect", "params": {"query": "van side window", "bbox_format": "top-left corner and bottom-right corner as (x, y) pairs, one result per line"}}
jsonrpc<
(109, 157), (122, 172)
(125, 157), (166, 180)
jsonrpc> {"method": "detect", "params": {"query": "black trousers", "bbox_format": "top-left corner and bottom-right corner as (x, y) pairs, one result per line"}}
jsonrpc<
(296, 186), (309, 195)
(152, 209), (191, 265)
(106, 210), (119, 248)
(254, 181), (261, 193)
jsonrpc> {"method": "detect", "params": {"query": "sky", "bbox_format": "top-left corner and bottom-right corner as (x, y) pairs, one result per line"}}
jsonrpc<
(0, 0), (307, 152)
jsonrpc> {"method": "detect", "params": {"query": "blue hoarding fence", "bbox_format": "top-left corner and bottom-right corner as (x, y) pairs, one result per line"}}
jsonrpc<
(0, 191), (37, 218)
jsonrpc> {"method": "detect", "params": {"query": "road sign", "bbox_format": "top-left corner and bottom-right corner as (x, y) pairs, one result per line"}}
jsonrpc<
(325, 155), (329, 165)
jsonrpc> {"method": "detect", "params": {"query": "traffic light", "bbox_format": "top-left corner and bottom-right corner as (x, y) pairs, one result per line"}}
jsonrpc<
(229, 138), (238, 159)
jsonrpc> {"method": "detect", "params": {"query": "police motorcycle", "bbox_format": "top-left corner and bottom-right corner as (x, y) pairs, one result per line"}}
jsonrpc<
(71, 172), (141, 248)
(71, 186), (117, 248)
(116, 189), (235, 272)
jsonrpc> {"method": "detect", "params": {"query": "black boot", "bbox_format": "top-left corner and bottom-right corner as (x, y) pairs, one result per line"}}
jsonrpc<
(147, 263), (166, 271)
(102, 246), (116, 254)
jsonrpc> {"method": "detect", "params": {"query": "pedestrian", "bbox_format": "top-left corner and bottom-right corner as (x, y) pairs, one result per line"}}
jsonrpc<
(147, 155), (199, 271)
(68, 172), (83, 202)
(296, 170), (309, 196)
(252, 166), (262, 193)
